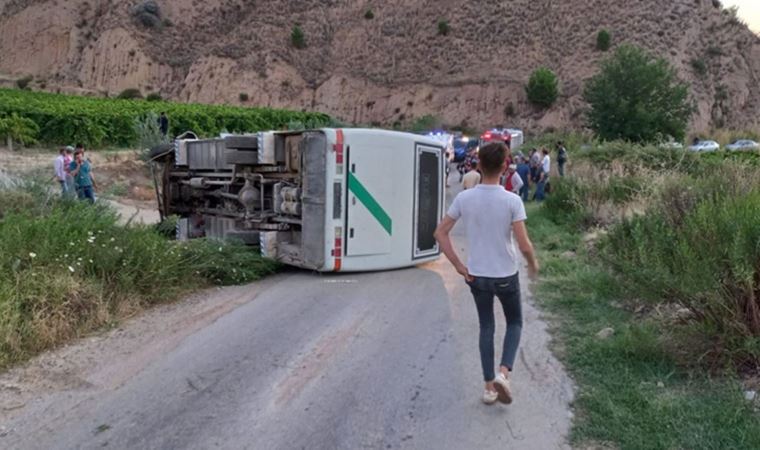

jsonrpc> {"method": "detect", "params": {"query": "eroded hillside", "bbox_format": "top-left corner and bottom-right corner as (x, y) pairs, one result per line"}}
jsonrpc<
(1, 0), (759, 132)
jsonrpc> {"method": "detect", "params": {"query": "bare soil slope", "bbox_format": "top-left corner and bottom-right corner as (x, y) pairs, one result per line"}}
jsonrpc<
(1, 0), (759, 132)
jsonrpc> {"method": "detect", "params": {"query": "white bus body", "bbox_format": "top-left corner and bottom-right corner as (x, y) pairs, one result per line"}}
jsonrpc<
(153, 129), (446, 272)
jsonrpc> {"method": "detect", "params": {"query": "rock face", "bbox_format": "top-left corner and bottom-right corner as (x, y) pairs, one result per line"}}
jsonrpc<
(1, 0), (759, 133)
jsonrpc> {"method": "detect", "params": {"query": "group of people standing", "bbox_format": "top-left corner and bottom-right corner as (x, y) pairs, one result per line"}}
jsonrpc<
(53, 144), (97, 203)
(460, 141), (568, 203)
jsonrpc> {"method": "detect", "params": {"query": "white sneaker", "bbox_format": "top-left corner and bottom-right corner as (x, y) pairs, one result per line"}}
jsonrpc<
(493, 373), (513, 404)
(482, 389), (498, 405)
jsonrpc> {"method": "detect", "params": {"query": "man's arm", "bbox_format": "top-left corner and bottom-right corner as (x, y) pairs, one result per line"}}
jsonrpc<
(512, 221), (539, 279)
(434, 216), (473, 282)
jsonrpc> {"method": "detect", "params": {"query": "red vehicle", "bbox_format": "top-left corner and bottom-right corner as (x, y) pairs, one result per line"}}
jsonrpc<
(479, 129), (512, 148)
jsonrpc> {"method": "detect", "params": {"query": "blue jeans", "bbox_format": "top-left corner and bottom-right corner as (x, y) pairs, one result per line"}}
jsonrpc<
(558, 161), (566, 177)
(534, 178), (547, 201)
(519, 183), (530, 202)
(467, 274), (523, 381)
(59, 180), (70, 196)
(77, 185), (95, 203)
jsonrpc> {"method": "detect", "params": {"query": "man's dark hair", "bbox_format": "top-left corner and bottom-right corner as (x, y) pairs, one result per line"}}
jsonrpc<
(161, 112), (166, 115)
(478, 142), (509, 177)
(542, 148), (549, 155)
(75, 143), (84, 150)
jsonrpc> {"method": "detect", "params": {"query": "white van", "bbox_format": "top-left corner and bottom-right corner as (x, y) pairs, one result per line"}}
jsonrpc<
(151, 129), (446, 272)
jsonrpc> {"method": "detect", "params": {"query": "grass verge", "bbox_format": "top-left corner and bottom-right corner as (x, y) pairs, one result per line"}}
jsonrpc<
(527, 203), (760, 449)
(0, 180), (279, 368)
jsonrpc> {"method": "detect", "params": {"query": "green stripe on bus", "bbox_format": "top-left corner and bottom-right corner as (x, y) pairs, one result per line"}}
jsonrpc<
(348, 172), (393, 235)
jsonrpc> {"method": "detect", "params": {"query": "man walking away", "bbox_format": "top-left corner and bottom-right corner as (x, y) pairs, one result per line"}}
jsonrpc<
(434, 142), (540, 406)
(534, 148), (551, 201)
(462, 161), (481, 190)
(69, 146), (97, 203)
(557, 141), (568, 177)
(516, 156), (531, 202)
(159, 112), (169, 137)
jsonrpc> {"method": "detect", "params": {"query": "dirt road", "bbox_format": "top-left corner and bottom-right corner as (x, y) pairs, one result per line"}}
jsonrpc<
(0, 181), (574, 449)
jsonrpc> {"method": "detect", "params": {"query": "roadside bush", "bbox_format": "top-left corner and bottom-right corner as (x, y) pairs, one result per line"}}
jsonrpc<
(526, 67), (559, 108)
(134, 111), (166, 158)
(291, 26), (306, 49)
(603, 189), (760, 367)
(596, 29), (611, 51)
(0, 184), (279, 367)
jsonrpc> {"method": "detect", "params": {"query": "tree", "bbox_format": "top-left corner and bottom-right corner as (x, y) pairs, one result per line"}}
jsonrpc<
(526, 68), (559, 108)
(291, 26), (306, 49)
(596, 29), (611, 51)
(584, 45), (692, 143)
(0, 113), (39, 152)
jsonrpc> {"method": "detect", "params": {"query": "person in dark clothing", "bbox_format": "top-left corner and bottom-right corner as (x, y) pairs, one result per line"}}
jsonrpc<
(556, 141), (568, 177)
(158, 112), (169, 137)
(516, 156), (531, 202)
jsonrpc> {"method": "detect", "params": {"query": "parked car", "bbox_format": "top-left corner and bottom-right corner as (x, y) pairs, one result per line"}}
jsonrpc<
(725, 139), (760, 152)
(659, 141), (684, 150)
(687, 140), (720, 152)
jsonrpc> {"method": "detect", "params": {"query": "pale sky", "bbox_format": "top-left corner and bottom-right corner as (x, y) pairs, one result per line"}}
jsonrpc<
(723, 0), (760, 33)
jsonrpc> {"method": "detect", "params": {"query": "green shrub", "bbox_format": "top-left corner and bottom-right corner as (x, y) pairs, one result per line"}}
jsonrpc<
(437, 20), (450, 36)
(133, 111), (166, 157)
(239, 93), (249, 102)
(364, 9), (374, 20)
(526, 67), (559, 108)
(0, 88), (331, 148)
(15, 76), (33, 90)
(0, 185), (278, 367)
(0, 113), (39, 151)
(602, 182), (760, 367)
(117, 88), (143, 100)
(291, 25), (306, 49)
(146, 93), (163, 102)
(691, 58), (708, 77)
(596, 29), (611, 51)
(585, 45), (692, 142)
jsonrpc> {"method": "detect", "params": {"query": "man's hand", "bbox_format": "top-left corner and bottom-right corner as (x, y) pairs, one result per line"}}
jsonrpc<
(526, 259), (540, 281)
(435, 215), (473, 283)
(455, 263), (474, 283)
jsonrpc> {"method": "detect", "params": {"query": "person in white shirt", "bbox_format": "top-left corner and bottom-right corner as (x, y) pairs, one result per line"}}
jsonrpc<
(462, 162), (481, 190)
(53, 147), (73, 196)
(534, 148), (551, 201)
(503, 164), (523, 195)
(434, 141), (540, 406)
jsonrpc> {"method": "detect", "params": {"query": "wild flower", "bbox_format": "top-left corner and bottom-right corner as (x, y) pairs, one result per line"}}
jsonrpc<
(68, 266), (75, 272)
(29, 252), (36, 258)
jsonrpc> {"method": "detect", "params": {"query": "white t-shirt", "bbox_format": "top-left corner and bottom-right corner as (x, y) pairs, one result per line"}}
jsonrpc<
(542, 154), (551, 174)
(462, 170), (481, 190)
(447, 184), (527, 278)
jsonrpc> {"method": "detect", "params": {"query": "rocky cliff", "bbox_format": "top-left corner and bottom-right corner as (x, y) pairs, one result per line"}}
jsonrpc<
(1, 0), (759, 133)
